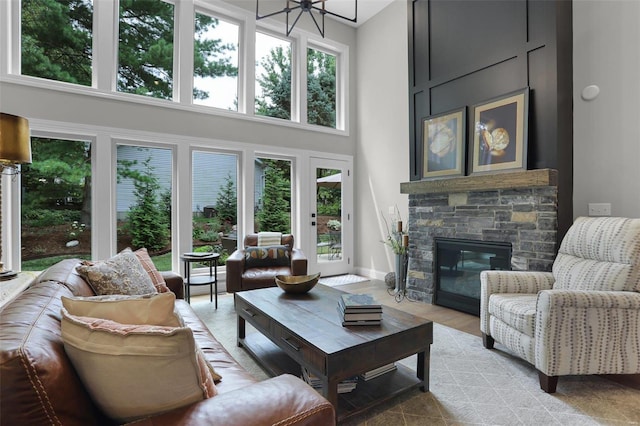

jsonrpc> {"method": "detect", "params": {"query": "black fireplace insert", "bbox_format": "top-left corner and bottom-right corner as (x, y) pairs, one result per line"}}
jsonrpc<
(434, 238), (512, 316)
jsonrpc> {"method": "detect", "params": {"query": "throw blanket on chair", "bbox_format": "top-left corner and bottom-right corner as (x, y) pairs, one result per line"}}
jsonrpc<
(258, 232), (282, 246)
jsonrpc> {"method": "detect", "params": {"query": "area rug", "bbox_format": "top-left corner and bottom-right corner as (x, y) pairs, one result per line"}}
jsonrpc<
(191, 293), (640, 425)
(318, 274), (370, 287)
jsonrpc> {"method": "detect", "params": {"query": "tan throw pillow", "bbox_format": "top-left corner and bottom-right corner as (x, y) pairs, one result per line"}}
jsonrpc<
(134, 248), (171, 293)
(76, 249), (157, 295)
(61, 309), (217, 423)
(61, 292), (182, 327)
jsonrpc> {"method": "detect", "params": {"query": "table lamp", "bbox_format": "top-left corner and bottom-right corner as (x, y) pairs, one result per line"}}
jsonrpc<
(0, 113), (32, 275)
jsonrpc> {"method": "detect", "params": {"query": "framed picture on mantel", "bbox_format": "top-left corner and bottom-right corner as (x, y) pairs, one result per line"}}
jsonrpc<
(422, 107), (466, 179)
(471, 88), (529, 175)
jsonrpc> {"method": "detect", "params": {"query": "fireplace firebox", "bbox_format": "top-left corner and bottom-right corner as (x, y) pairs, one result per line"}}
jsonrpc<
(434, 238), (512, 316)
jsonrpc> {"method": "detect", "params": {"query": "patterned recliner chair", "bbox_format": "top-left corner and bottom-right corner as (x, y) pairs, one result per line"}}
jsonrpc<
(480, 216), (640, 393)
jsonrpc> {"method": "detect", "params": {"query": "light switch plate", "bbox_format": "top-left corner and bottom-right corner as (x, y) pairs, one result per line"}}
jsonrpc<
(588, 203), (611, 217)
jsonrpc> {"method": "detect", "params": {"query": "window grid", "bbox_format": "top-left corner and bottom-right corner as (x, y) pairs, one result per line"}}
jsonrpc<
(10, 0), (347, 132)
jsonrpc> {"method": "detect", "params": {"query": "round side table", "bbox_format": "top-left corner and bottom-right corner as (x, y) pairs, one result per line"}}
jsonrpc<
(181, 252), (220, 308)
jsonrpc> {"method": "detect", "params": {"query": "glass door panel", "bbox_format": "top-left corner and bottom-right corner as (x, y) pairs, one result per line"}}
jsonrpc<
(309, 158), (350, 277)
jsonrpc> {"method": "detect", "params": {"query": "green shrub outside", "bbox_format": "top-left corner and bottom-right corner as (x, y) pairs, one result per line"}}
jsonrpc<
(23, 209), (82, 227)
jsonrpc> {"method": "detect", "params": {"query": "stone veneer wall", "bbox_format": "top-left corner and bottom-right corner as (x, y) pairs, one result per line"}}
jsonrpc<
(405, 186), (558, 303)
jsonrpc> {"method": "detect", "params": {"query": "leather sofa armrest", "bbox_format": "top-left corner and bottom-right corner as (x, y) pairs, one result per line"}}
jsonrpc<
(225, 249), (245, 293)
(161, 271), (184, 299)
(291, 248), (308, 276)
(126, 374), (335, 426)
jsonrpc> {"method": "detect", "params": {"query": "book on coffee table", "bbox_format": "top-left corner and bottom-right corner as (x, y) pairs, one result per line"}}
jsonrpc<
(361, 363), (397, 381)
(339, 294), (382, 312)
(338, 293), (383, 326)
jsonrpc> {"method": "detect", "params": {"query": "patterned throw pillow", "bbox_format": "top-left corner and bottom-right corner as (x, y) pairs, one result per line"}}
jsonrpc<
(134, 248), (170, 293)
(76, 249), (157, 295)
(244, 245), (291, 269)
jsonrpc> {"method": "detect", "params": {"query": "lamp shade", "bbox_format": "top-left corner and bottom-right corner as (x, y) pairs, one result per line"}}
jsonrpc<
(0, 113), (32, 166)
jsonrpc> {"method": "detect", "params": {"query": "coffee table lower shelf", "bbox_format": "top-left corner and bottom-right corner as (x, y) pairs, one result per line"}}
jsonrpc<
(239, 332), (422, 423)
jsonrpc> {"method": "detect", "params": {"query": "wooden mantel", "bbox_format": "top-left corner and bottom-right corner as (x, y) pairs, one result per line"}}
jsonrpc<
(400, 169), (558, 195)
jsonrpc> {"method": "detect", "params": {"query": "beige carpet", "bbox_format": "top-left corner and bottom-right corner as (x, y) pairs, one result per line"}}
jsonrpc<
(191, 293), (640, 425)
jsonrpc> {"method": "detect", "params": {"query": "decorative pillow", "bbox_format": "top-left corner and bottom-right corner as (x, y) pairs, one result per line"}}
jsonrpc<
(76, 249), (157, 295)
(244, 245), (291, 269)
(134, 247), (171, 293)
(61, 292), (182, 327)
(61, 309), (218, 423)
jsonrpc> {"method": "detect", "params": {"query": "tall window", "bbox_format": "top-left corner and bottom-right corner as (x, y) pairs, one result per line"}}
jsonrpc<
(307, 48), (336, 128)
(116, 145), (172, 270)
(21, 137), (93, 271)
(255, 32), (291, 120)
(117, 0), (175, 99)
(192, 151), (238, 264)
(21, 0), (93, 85)
(254, 158), (291, 233)
(193, 12), (239, 110)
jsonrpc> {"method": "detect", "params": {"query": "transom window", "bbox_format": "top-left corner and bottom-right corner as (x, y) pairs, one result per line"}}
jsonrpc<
(15, 0), (348, 131)
(193, 11), (239, 110)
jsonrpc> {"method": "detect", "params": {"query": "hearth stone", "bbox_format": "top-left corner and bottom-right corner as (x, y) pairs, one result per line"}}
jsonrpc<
(405, 185), (558, 303)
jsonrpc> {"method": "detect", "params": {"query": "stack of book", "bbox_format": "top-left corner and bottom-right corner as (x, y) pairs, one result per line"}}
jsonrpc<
(360, 363), (397, 381)
(302, 367), (358, 394)
(338, 293), (383, 326)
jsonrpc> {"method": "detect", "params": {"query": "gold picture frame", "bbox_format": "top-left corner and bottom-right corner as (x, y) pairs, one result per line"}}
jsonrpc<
(471, 88), (529, 174)
(422, 107), (466, 179)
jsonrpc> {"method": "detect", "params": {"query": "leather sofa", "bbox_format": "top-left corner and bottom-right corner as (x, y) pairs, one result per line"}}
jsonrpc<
(0, 259), (335, 425)
(226, 234), (307, 293)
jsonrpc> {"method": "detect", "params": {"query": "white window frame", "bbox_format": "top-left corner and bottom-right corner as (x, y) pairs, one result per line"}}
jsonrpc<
(2, 0), (350, 134)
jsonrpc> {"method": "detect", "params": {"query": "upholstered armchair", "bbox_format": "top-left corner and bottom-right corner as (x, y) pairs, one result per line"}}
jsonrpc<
(480, 216), (640, 393)
(225, 233), (308, 293)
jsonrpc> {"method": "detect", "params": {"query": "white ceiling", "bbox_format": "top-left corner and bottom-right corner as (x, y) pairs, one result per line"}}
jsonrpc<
(325, 0), (395, 27)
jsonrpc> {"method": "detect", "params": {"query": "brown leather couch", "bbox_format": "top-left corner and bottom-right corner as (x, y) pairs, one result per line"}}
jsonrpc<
(0, 259), (334, 426)
(226, 234), (307, 293)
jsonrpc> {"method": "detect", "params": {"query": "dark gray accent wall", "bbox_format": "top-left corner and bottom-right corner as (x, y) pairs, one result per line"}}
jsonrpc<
(408, 0), (573, 237)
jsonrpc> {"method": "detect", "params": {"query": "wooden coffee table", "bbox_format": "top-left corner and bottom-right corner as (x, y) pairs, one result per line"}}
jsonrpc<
(235, 284), (433, 423)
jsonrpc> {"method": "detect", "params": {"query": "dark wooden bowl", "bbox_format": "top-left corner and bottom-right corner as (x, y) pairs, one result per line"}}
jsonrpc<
(275, 273), (321, 294)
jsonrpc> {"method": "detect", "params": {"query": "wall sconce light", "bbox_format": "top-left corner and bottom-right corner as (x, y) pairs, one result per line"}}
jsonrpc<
(0, 113), (31, 276)
(256, 0), (357, 38)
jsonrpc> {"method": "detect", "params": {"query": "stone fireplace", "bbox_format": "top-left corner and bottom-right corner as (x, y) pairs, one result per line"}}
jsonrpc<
(400, 169), (558, 305)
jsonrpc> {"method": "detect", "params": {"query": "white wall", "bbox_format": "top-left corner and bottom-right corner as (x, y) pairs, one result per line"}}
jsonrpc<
(353, 0), (640, 281)
(354, 1), (409, 279)
(573, 0), (640, 218)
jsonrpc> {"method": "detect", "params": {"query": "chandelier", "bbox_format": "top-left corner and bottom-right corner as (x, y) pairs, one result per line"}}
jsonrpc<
(256, 0), (357, 38)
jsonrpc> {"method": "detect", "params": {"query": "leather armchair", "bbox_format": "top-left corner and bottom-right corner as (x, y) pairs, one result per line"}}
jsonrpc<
(480, 216), (640, 393)
(226, 234), (308, 293)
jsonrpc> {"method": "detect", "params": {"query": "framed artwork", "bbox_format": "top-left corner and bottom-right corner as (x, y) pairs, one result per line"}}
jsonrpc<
(422, 107), (466, 179)
(471, 88), (529, 174)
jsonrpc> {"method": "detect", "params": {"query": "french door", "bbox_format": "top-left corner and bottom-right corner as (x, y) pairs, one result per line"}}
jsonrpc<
(307, 158), (352, 277)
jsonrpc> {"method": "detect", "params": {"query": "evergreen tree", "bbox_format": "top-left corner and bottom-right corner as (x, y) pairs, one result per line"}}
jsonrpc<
(21, 138), (92, 225)
(123, 157), (169, 251)
(21, 0), (93, 85)
(257, 164), (290, 233)
(20, 0), (237, 100)
(307, 49), (336, 127)
(256, 47), (336, 128)
(215, 173), (237, 225)
(255, 46), (292, 120)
